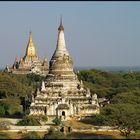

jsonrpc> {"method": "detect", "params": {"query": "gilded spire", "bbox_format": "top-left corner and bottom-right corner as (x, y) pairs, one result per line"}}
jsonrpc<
(26, 31), (36, 57)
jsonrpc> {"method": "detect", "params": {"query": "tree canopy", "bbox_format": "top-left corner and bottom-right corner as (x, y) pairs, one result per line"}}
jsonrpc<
(78, 69), (140, 137)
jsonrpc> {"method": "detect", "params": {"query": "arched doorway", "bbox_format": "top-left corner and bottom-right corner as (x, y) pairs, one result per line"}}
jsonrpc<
(62, 111), (65, 116)
(68, 127), (72, 133)
(44, 107), (47, 115)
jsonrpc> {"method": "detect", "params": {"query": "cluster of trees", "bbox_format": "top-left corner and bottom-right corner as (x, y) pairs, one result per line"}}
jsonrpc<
(0, 72), (45, 117)
(1, 69), (140, 138)
(78, 69), (140, 138)
(0, 99), (23, 117)
(77, 69), (140, 99)
(0, 72), (31, 99)
(0, 72), (45, 99)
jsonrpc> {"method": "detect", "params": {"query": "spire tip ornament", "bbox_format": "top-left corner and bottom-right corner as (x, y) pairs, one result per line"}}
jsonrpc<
(58, 15), (64, 31)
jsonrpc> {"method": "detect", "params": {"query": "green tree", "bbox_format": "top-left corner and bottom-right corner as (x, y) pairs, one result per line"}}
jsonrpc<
(0, 99), (23, 116)
(80, 114), (107, 126)
(111, 91), (140, 105)
(102, 104), (140, 138)
(0, 106), (5, 116)
(81, 103), (140, 138)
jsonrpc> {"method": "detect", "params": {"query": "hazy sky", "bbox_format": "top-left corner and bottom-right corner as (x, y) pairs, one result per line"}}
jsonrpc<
(0, 1), (140, 68)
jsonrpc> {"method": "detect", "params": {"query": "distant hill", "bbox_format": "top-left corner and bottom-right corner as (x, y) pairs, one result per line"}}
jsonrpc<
(74, 66), (140, 72)
(1, 66), (140, 73)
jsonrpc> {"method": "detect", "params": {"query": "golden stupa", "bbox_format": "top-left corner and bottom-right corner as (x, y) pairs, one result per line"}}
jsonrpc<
(6, 32), (48, 75)
(26, 32), (36, 57)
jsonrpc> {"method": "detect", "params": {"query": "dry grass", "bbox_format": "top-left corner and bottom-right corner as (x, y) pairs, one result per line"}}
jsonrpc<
(66, 130), (127, 139)
(2, 118), (140, 139)
(63, 117), (94, 129)
(5, 131), (46, 139)
(3, 130), (140, 139)
(6, 132), (23, 139)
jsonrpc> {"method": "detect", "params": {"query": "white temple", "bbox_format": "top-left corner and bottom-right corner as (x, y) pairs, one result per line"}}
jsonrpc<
(29, 19), (99, 120)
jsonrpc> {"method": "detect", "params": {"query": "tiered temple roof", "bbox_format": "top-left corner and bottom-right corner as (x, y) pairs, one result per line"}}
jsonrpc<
(29, 19), (99, 118)
(6, 32), (48, 75)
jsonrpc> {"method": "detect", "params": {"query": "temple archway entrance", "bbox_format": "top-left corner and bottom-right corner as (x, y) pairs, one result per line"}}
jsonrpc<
(44, 107), (47, 115)
(60, 127), (64, 133)
(62, 111), (65, 116)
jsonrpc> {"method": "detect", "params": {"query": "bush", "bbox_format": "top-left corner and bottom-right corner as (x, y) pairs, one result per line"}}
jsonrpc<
(23, 131), (40, 139)
(17, 115), (48, 126)
(35, 115), (48, 122)
(80, 115), (107, 126)
(44, 127), (66, 139)
(52, 117), (61, 125)
(17, 116), (41, 126)
(0, 106), (5, 116)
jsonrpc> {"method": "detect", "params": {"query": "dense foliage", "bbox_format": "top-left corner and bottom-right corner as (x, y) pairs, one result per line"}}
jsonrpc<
(17, 116), (41, 126)
(0, 99), (23, 117)
(77, 69), (140, 99)
(0, 72), (45, 99)
(78, 69), (140, 137)
(0, 69), (140, 137)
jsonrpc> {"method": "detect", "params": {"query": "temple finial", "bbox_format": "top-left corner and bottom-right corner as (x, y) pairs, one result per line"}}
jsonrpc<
(29, 31), (32, 37)
(26, 31), (36, 57)
(60, 15), (62, 25)
(58, 15), (64, 31)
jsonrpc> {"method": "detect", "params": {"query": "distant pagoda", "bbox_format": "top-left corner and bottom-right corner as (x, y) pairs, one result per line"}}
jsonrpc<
(5, 32), (48, 75)
(29, 19), (99, 120)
